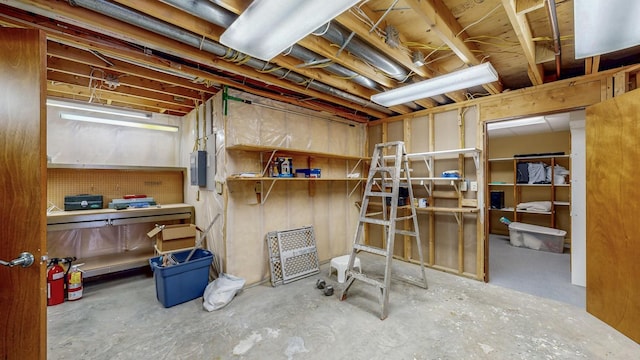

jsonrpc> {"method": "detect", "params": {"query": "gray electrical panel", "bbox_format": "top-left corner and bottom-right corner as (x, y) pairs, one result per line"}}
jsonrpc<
(190, 150), (207, 187)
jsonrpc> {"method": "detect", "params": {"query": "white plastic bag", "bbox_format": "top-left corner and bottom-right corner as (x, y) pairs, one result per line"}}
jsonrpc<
(203, 273), (245, 311)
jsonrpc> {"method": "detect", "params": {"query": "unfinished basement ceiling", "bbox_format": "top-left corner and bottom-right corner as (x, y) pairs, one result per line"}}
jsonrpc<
(1, 0), (639, 123)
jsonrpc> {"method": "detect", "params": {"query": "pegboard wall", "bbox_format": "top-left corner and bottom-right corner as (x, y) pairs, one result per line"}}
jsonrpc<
(47, 167), (185, 209)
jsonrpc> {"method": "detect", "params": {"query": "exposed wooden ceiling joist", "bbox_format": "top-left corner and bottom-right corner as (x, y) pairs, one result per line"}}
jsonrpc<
(1, 0), (638, 122)
(403, 0), (504, 95)
(502, 0), (544, 85)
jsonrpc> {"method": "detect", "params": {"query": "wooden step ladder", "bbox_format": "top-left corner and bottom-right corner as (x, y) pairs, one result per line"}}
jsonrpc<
(339, 141), (428, 319)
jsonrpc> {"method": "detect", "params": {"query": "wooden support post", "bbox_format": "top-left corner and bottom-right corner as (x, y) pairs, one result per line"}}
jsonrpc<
(614, 71), (629, 97)
(428, 113), (436, 266)
(457, 108), (465, 273)
(381, 122), (388, 250)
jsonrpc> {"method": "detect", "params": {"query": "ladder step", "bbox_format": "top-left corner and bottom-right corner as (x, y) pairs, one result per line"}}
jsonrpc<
(353, 244), (388, 256)
(360, 217), (391, 226)
(365, 191), (393, 197)
(370, 166), (396, 173)
(348, 271), (385, 288)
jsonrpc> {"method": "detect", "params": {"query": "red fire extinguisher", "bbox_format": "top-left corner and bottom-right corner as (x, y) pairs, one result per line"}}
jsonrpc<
(47, 258), (65, 306)
(67, 264), (84, 301)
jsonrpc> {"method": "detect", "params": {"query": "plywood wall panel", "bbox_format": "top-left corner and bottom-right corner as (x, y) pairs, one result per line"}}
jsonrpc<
(586, 90), (640, 343)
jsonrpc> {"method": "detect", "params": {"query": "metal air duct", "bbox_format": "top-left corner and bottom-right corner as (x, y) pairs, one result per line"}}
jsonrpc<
(68, 0), (392, 115)
(160, 0), (383, 91)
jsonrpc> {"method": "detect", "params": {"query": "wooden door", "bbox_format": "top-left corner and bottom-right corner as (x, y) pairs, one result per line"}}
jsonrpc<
(586, 88), (640, 343)
(0, 29), (47, 359)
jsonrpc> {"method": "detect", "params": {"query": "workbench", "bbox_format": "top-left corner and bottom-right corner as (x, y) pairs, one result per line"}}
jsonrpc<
(47, 204), (194, 278)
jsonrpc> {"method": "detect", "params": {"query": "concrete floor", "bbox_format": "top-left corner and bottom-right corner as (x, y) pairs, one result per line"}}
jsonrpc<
(47, 254), (638, 359)
(488, 235), (585, 308)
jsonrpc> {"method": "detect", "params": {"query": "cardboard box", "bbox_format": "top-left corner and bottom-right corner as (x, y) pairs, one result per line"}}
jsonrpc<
(295, 168), (321, 178)
(147, 224), (196, 252)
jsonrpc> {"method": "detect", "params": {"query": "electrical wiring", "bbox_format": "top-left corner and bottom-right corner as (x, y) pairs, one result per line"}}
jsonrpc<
(349, 5), (387, 39)
(455, 4), (502, 38)
(256, 65), (285, 74)
(465, 35), (520, 47)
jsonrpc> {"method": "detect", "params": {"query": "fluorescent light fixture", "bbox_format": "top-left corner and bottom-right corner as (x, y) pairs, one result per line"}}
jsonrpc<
(371, 62), (499, 107)
(486, 117), (546, 131)
(220, 0), (361, 61)
(574, 0), (640, 58)
(60, 113), (178, 132)
(47, 99), (151, 119)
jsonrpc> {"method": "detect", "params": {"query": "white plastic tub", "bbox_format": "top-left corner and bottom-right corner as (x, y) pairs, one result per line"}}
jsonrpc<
(508, 222), (566, 253)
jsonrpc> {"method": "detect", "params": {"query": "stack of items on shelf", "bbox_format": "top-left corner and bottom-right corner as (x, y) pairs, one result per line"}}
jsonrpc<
(516, 201), (552, 212)
(516, 160), (570, 185)
(270, 157), (294, 177)
(108, 194), (156, 209)
(441, 170), (461, 178)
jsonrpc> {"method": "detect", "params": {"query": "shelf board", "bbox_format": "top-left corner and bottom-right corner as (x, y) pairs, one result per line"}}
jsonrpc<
(554, 201), (570, 206)
(515, 183), (571, 187)
(364, 202), (477, 213)
(226, 144), (367, 161)
(489, 183), (514, 186)
(405, 147), (480, 159)
(516, 210), (552, 215)
(48, 163), (186, 172)
(80, 248), (155, 278)
(488, 154), (570, 162)
(417, 207), (479, 213)
(489, 208), (514, 212)
(227, 176), (366, 181)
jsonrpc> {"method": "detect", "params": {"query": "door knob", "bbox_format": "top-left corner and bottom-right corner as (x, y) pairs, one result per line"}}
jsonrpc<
(0, 252), (35, 268)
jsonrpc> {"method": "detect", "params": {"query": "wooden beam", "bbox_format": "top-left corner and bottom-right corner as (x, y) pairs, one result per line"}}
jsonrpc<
(403, 0), (503, 94)
(586, 55), (601, 75)
(47, 54), (209, 102)
(8, 0), (388, 119)
(47, 81), (193, 114)
(502, 0), (544, 85)
(47, 70), (195, 110)
(109, 0), (408, 113)
(368, 65), (638, 126)
(334, 10), (433, 79)
(515, 0), (546, 14)
(614, 71), (629, 97)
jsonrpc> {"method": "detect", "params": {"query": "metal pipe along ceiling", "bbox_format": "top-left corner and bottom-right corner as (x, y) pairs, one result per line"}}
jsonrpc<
(159, 0), (383, 91)
(547, 0), (562, 79)
(68, 0), (393, 115)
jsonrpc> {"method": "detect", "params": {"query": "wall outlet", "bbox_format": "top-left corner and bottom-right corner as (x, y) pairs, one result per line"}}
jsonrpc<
(470, 181), (478, 192)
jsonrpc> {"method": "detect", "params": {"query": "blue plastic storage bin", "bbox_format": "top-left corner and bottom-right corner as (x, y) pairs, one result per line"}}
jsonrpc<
(149, 249), (213, 307)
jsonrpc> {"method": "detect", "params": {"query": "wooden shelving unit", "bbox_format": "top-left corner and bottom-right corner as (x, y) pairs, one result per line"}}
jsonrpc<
(226, 144), (367, 203)
(364, 147), (482, 278)
(487, 154), (571, 243)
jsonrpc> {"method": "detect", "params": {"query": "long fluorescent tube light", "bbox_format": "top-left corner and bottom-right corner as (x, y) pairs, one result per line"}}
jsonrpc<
(486, 117), (547, 130)
(371, 62), (499, 107)
(60, 113), (178, 133)
(574, 0), (640, 58)
(220, 0), (361, 61)
(47, 99), (151, 120)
